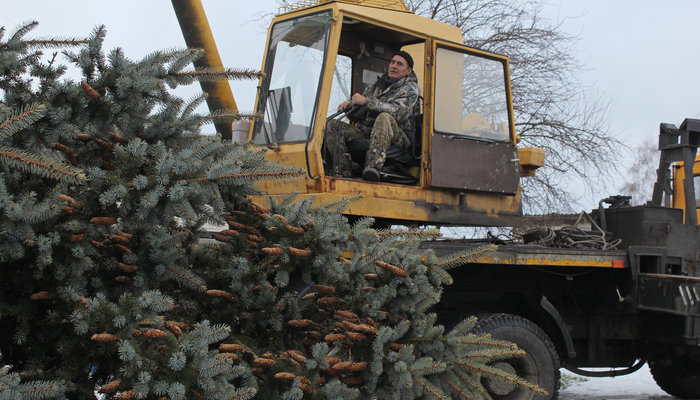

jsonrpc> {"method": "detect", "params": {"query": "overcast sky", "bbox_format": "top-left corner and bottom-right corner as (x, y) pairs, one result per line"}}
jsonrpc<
(2, 1), (699, 207)
(545, 1), (700, 142)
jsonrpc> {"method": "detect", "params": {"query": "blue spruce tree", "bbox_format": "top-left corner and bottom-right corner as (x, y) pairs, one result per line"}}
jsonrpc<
(0, 22), (543, 400)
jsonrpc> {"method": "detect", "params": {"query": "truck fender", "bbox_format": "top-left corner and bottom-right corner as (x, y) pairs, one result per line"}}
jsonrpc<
(540, 295), (577, 358)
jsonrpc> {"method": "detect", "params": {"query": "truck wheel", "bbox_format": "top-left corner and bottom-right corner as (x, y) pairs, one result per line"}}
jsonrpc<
(649, 353), (700, 399)
(473, 313), (560, 400)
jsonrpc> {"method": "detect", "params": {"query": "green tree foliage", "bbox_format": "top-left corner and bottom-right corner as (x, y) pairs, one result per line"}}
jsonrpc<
(0, 22), (541, 399)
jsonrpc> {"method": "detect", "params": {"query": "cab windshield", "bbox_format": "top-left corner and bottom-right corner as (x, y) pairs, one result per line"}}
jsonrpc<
(253, 12), (332, 145)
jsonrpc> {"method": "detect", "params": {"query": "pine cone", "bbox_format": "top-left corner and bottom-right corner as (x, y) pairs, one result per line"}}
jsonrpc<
(262, 247), (283, 255)
(117, 263), (137, 273)
(324, 334), (345, 342)
(108, 131), (126, 143)
(90, 217), (117, 225)
(143, 329), (166, 339)
(80, 81), (101, 99)
(116, 390), (136, 400)
(288, 247), (311, 257)
(91, 333), (117, 342)
(315, 285), (336, 294)
(164, 321), (182, 336)
(205, 289), (237, 301)
(253, 358), (275, 368)
(29, 291), (55, 300)
(219, 344), (244, 352)
(98, 380), (121, 394)
(342, 377), (363, 386)
(288, 319), (312, 328)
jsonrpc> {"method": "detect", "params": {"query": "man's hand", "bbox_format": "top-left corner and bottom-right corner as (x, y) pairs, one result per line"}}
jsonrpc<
(351, 93), (367, 106)
(338, 93), (367, 111)
(338, 100), (352, 111)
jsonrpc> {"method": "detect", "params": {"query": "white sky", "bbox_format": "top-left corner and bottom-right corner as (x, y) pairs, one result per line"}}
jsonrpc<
(544, 1), (700, 206)
(2, 0), (699, 208)
(547, 0), (700, 143)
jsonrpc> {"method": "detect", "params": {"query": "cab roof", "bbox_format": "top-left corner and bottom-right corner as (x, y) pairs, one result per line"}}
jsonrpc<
(275, 0), (463, 44)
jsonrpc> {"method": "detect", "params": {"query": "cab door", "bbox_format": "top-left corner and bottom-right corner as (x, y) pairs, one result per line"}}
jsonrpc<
(427, 39), (519, 195)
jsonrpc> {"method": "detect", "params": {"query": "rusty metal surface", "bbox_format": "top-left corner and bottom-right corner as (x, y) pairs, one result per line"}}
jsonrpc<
(430, 133), (519, 194)
(423, 241), (628, 268)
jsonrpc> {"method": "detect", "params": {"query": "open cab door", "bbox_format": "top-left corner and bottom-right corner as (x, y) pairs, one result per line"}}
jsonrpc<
(427, 39), (519, 195)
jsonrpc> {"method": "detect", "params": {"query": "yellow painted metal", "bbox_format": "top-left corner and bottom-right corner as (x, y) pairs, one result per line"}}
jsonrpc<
(518, 147), (546, 177)
(172, 0), (238, 140)
(251, 182), (523, 226)
(473, 254), (624, 268)
(671, 154), (700, 224)
(267, 2), (462, 48)
(252, 1), (534, 226)
(318, 251), (620, 269)
(280, 0), (410, 14)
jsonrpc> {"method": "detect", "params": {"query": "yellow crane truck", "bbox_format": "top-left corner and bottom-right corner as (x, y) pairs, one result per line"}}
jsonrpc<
(173, 1), (700, 398)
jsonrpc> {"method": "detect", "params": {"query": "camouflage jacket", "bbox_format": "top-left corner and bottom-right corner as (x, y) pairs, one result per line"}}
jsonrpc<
(349, 71), (421, 145)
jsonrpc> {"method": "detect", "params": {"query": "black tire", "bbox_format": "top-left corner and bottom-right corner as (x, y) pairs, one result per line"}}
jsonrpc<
(649, 353), (700, 399)
(473, 313), (560, 400)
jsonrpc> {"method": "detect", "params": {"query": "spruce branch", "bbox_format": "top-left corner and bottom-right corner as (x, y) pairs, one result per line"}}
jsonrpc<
(196, 111), (261, 124)
(18, 38), (88, 49)
(450, 369), (490, 399)
(315, 193), (363, 213)
(458, 361), (548, 396)
(7, 20), (39, 43)
(435, 244), (498, 269)
(412, 374), (448, 399)
(359, 249), (395, 272)
(359, 227), (442, 241)
(457, 335), (519, 350)
(0, 103), (46, 141)
(0, 147), (86, 185)
(164, 264), (207, 291)
(426, 262), (453, 286)
(202, 169), (304, 184)
(439, 374), (476, 400)
(168, 67), (265, 82)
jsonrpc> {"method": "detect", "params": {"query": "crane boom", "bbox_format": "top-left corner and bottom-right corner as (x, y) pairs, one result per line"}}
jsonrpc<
(171, 0), (238, 140)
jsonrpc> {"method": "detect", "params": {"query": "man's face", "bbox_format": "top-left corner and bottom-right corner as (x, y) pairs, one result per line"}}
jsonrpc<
(387, 55), (412, 80)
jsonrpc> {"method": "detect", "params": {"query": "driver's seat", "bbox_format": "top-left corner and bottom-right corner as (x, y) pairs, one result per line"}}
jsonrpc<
(346, 112), (422, 184)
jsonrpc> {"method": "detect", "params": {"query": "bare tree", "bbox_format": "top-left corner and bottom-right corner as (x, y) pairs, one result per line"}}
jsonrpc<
(618, 137), (661, 206)
(407, 0), (624, 213)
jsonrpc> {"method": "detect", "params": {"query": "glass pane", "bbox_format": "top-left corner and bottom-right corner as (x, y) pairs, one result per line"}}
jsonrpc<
(327, 54), (352, 117)
(253, 13), (331, 144)
(694, 175), (700, 208)
(434, 47), (511, 142)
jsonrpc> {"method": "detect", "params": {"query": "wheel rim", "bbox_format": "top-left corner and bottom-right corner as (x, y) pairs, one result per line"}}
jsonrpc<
(484, 361), (517, 395)
(473, 314), (559, 400)
(483, 353), (539, 400)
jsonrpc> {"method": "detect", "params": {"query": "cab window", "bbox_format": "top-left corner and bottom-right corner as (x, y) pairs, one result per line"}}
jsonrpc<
(327, 53), (353, 117)
(434, 47), (511, 142)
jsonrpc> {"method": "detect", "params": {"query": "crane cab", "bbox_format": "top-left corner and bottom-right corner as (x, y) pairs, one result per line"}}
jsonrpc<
(249, 0), (544, 227)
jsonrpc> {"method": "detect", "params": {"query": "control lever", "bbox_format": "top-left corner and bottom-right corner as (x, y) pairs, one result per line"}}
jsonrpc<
(326, 104), (361, 121)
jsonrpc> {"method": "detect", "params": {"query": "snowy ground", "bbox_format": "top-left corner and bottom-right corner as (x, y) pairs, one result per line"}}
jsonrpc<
(559, 365), (678, 400)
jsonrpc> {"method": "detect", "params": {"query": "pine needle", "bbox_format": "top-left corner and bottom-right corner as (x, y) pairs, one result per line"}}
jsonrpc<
(0, 103), (46, 140)
(435, 244), (497, 269)
(170, 67), (265, 82)
(0, 147), (86, 185)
